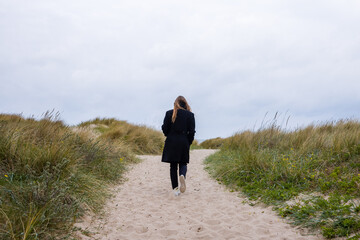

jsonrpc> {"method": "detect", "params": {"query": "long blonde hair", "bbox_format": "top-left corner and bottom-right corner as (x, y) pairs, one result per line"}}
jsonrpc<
(172, 96), (191, 122)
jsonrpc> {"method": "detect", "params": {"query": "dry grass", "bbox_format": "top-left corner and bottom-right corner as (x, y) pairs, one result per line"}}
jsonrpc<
(200, 137), (225, 149)
(79, 117), (165, 155)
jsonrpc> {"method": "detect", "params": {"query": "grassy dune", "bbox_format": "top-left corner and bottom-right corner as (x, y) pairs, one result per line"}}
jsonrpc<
(0, 114), (163, 239)
(79, 118), (164, 155)
(205, 119), (360, 239)
(200, 137), (225, 149)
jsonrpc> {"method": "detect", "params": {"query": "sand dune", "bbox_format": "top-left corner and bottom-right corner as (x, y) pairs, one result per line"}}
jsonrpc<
(75, 149), (323, 240)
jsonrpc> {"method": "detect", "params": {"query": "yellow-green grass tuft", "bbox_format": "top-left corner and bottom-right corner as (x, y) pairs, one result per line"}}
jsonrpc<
(190, 140), (202, 150)
(200, 137), (225, 149)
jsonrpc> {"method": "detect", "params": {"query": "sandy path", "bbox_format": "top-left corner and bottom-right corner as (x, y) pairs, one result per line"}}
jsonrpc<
(76, 149), (323, 240)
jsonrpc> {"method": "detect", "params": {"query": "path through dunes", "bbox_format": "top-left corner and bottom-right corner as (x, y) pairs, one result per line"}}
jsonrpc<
(76, 149), (322, 240)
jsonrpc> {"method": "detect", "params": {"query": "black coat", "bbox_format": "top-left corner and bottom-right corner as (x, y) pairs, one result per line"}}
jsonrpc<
(161, 109), (195, 163)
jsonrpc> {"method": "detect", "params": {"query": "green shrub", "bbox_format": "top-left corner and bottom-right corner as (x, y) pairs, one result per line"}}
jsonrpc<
(190, 140), (202, 150)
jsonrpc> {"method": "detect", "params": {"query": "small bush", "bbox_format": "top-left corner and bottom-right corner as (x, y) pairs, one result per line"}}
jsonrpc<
(190, 140), (202, 150)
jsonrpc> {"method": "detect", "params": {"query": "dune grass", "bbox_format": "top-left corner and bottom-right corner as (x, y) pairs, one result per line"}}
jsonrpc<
(0, 113), (140, 239)
(79, 118), (164, 155)
(204, 119), (360, 239)
(189, 140), (202, 150)
(200, 137), (225, 149)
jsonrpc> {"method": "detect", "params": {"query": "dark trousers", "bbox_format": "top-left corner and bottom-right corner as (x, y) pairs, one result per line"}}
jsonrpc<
(170, 162), (187, 189)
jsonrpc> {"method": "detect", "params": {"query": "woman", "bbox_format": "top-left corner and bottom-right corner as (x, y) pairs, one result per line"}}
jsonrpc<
(161, 96), (196, 196)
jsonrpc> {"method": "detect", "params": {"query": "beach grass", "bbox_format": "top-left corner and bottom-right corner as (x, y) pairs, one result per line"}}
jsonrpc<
(0, 113), (162, 239)
(190, 140), (202, 150)
(204, 119), (360, 239)
(79, 117), (164, 155)
(200, 137), (225, 149)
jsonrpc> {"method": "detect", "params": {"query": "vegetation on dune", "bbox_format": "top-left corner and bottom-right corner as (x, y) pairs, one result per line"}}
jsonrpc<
(190, 139), (202, 150)
(205, 119), (360, 239)
(200, 137), (225, 149)
(79, 117), (164, 155)
(5, 110), (359, 239)
(0, 113), (163, 239)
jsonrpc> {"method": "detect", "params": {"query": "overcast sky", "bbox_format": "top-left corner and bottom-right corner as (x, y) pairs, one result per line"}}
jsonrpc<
(1, 0), (360, 140)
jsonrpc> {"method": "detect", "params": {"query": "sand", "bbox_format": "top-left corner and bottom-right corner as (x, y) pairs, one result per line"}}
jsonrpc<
(75, 149), (323, 240)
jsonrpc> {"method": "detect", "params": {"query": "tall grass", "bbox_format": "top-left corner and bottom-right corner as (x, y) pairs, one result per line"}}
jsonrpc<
(190, 140), (202, 150)
(205, 119), (360, 239)
(0, 113), (137, 240)
(200, 137), (225, 149)
(79, 118), (164, 155)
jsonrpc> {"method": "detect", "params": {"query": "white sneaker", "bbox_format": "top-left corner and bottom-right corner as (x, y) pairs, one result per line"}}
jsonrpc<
(179, 175), (186, 193)
(173, 187), (180, 196)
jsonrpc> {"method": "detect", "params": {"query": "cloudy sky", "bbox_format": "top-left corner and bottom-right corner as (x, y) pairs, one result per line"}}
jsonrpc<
(1, 0), (360, 140)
